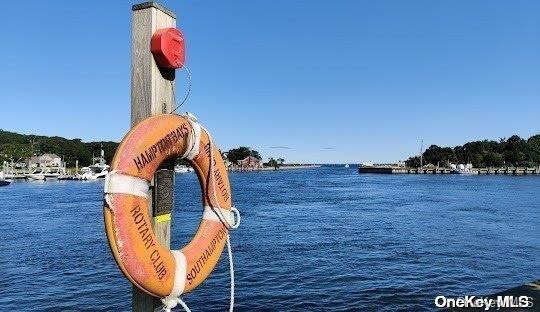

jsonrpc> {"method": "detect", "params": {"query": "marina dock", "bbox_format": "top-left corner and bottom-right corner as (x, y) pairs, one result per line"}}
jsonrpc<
(359, 166), (540, 175)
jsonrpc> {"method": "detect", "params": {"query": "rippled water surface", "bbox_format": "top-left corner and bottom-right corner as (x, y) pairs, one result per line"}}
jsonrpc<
(1, 167), (539, 311)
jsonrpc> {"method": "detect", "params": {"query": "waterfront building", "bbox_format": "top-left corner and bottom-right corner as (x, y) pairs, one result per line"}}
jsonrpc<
(28, 153), (62, 169)
(237, 156), (263, 170)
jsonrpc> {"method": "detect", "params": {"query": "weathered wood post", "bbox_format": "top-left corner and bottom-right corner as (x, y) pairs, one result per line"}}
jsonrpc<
(131, 2), (176, 311)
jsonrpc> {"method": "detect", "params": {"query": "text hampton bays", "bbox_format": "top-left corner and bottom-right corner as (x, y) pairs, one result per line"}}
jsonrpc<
(133, 123), (189, 171)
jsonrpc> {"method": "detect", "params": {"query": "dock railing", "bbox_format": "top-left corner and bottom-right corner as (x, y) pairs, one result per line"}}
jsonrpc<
(358, 166), (540, 175)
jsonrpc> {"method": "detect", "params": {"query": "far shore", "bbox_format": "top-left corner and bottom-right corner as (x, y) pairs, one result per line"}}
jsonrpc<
(230, 165), (322, 172)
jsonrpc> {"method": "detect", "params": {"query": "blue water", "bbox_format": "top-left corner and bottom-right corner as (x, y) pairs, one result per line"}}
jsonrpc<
(0, 167), (539, 311)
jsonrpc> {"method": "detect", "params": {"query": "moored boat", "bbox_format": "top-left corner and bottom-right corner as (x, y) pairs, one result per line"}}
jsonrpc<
(43, 167), (66, 179)
(80, 146), (110, 180)
(25, 169), (47, 181)
(450, 163), (478, 175)
(0, 172), (11, 186)
(80, 163), (110, 180)
(174, 164), (194, 173)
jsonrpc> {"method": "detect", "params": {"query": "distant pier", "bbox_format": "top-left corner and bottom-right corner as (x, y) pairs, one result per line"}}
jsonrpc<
(358, 166), (540, 175)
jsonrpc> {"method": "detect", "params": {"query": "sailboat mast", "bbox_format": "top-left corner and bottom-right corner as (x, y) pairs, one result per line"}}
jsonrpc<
(420, 139), (424, 168)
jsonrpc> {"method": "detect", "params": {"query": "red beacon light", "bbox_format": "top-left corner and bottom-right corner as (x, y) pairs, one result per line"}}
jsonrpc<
(150, 27), (185, 69)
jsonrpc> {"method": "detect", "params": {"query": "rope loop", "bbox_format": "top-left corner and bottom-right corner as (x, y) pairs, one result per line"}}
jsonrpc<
(180, 113), (201, 160)
(157, 297), (191, 312)
(210, 206), (241, 230)
(161, 298), (177, 312)
(229, 207), (241, 229)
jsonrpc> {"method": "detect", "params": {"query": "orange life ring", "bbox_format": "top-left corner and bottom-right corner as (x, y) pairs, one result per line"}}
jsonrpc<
(103, 113), (238, 302)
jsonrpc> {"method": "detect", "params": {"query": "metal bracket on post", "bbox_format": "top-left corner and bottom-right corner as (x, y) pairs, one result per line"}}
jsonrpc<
(153, 167), (174, 218)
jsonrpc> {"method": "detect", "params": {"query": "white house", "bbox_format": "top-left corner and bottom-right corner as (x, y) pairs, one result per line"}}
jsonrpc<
(28, 153), (62, 168)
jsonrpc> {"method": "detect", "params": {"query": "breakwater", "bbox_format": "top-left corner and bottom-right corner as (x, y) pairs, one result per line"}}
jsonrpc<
(359, 166), (540, 175)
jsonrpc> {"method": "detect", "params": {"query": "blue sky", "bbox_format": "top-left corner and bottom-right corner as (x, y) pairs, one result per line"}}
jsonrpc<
(1, 1), (538, 163)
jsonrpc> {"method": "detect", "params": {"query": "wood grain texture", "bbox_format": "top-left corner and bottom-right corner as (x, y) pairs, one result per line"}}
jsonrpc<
(131, 5), (176, 125)
(131, 2), (176, 311)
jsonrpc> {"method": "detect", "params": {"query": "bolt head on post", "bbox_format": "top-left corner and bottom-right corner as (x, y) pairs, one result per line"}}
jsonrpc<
(151, 28), (185, 69)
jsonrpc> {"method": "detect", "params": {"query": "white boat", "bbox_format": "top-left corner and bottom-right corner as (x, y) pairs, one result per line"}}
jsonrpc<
(80, 163), (109, 180)
(344, 164), (350, 168)
(80, 147), (110, 180)
(360, 161), (374, 167)
(25, 169), (46, 181)
(43, 167), (66, 179)
(450, 163), (478, 175)
(174, 165), (192, 173)
(0, 172), (11, 186)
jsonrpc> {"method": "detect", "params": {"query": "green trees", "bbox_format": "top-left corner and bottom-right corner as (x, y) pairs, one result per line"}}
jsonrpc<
(405, 156), (421, 168)
(501, 135), (528, 166)
(527, 135), (540, 165)
(264, 157), (285, 168)
(405, 134), (540, 168)
(422, 145), (456, 167)
(0, 130), (118, 167)
(266, 158), (279, 168)
(0, 131), (271, 169)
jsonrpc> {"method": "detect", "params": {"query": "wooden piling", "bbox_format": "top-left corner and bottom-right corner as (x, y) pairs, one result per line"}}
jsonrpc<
(131, 2), (176, 311)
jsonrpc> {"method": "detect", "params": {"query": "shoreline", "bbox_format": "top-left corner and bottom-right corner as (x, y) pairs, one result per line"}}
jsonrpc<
(229, 165), (322, 172)
(358, 166), (540, 175)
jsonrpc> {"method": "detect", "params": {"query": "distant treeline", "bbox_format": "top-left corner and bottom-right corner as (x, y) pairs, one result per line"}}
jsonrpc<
(0, 130), (269, 168)
(406, 134), (540, 168)
(0, 130), (118, 167)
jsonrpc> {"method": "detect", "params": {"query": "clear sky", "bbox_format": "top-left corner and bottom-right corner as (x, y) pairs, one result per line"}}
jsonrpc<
(1, 1), (538, 163)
